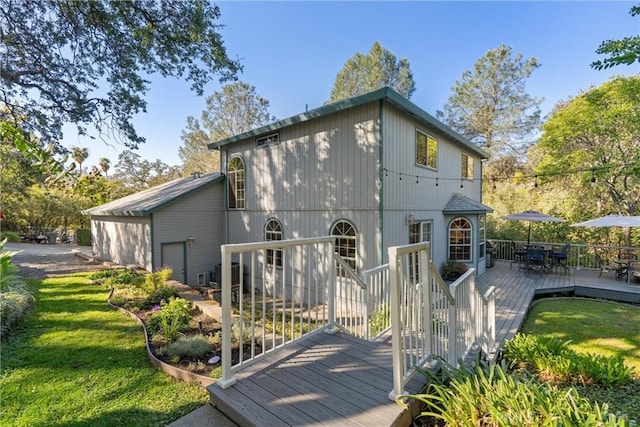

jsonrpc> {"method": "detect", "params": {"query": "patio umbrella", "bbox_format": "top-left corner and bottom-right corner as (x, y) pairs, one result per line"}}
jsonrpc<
(570, 215), (640, 228)
(500, 210), (566, 245)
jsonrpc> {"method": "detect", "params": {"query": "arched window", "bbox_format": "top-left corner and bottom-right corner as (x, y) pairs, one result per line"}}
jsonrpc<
(331, 220), (357, 271)
(227, 156), (245, 209)
(265, 219), (282, 268)
(449, 217), (472, 261)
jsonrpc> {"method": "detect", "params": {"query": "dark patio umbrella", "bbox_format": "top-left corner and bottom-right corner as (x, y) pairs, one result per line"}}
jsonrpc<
(500, 210), (565, 245)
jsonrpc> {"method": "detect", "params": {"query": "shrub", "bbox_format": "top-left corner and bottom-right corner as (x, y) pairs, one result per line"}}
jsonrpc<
(0, 280), (35, 339)
(0, 239), (22, 291)
(0, 231), (20, 243)
(76, 228), (91, 246)
(161, 336), (213, 360)
(369, 304), (390, 337)
(148, 297), (192, 341)
(144, 268), (176, 304)
(400, 360), (630, 426)
(503, 333), (634, 386)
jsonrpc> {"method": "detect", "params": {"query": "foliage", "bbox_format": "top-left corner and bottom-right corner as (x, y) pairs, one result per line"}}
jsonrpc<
(369, 303), (390, 337)
(180, 81), (276, 175)
(400, 361), (630, 426)
(0, 274), (207, 426)
(71, 146), (89, 176)
(90, 268), (143, 287)
(1, 0), (240, 150)
(591, 5), (640, 70)
(112, 150), (182, 190)
(161, 335), (213, 360)
(76, 228), (91, 246)
(327, 41), (416, 103)
(437, 44), (542, 158)
(503, 333), (634, 386)
(0, 231), (20, 243)
(0, 238), (21, 290)
(148, 297), (192, 341)
(144, 268), (177, 304)
(0, 280), (35, 339)
(441, 260), (468, 278)
(534, 76), (640, 246)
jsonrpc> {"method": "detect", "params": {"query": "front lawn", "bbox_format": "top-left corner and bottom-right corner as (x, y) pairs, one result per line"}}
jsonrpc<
(0, 273), (208, 427)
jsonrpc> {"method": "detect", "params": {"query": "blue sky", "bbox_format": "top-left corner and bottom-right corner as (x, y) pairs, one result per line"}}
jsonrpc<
(67, 1), (640, 168)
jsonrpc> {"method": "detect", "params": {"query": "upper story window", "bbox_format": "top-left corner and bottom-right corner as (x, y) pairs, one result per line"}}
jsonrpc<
(265, 218), (283, 268)
(462, 153), (473, 180)
(416, 130), (438, 169)
(331, 220), (357, 272)
(256, 133), (279, 148)
(227, 156), (245, 210)
(448, 217), (472, 262)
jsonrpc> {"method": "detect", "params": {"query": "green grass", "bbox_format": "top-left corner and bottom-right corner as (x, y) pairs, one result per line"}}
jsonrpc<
(520, 298), (640, 419)
(0, 273), (208, 427)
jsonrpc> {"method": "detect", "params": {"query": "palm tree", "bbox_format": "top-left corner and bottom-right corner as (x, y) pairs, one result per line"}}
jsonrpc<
(99, 157), (111, 177)
(71, 146), (89, 176)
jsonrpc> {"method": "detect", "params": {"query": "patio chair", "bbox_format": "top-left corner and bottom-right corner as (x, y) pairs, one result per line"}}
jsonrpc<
(630, 261), (640, 283)
(616, 252), (637, 281)
(549, 244), (570, 274)
(510, 241), (527, 270)
(525, 246), (547, 274)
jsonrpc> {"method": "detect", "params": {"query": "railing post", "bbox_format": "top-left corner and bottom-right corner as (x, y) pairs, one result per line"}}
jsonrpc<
(420, 245), (432, 357)
(326, 242), (338, 334)
(486, 289), (496, 355)
(217, 245), (236, 389)
(388, 246), (403, 401)
(447, 302), (457, 367)
(362, 270), (370, 340)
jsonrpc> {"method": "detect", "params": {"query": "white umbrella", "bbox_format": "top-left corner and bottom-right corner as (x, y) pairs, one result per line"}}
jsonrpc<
(571, 215), (640, 228)
(500, 210), (566, 245)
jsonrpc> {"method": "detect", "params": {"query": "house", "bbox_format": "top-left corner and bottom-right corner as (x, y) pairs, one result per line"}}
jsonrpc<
(83, 172), (225, 285)
(210, 86), (492, 277)
(85, 87), (492, 286)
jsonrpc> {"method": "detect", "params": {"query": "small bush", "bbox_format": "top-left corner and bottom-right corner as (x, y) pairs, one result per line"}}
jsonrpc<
(400, 360), (630, 426)
(144, 268), (175, 304)
(76, 228), (91, 246)
(503, 333), (634, 386)
(148, 297), (192, 341)
(0, 231), (20, 243)
(1, 281), (35, 338)
(162, 336), (212, 360)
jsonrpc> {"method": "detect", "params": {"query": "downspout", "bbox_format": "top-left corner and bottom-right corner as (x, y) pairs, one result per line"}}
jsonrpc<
(150, 213), (155, 271)
(378, 99), (385, 265)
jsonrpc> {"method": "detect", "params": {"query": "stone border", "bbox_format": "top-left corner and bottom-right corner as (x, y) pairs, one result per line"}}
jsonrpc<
(107, 288), (216, 388)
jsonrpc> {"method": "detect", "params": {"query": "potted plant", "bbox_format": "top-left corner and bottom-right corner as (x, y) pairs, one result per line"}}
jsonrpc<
(441, 260), (468, 281)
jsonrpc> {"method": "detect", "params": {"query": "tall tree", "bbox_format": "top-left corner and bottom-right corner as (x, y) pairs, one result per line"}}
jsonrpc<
(534, 76), (640, 246)
(71, 146), (89, 176)
(591, 4), (640, 70)
(437, 45), (542, 158)
(327, 41), (416, 103)
(179, 81), (275, 175)
(112, 150), (180, 190)
(98, 157), (111, 177)
(1, 0), (240, 152)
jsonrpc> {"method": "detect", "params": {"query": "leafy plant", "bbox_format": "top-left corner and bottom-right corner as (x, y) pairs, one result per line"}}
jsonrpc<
(0, 231), (21, 243)
(400, 360), (631, 426)
(0, 238), (22, 291)
(369, 303), (390, 337)
(148, 297), (192, 342)
(76, 228), (91, 246)
(503, 333), (634, 386)
(440, 259), (468, 279)
(161, 336), (213, 360)
(144, 268), (176, 304)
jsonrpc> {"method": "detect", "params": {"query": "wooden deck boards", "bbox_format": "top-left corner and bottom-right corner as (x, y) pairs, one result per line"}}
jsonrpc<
(208, 261), (640, 427)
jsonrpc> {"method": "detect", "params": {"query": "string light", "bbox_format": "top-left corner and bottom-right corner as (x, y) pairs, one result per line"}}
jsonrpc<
(590, 169), (596, 187)
(416, 176), (419, 184)
(534, 175), (538, 188)
(435, 178), (439, 187)
(460, 179), (464, 189)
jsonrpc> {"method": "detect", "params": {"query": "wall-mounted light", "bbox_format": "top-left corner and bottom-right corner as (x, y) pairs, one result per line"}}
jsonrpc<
(187, 237), (195, 247)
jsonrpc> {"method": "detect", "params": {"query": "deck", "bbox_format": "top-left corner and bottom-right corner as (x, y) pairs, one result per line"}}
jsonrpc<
(207, 261), (640, 427)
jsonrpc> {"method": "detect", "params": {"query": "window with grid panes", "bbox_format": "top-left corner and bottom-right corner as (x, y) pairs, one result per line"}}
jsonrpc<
(265, 219), (282, 268)
(448, 218), (472, 261)
(227, 156), (245, 209)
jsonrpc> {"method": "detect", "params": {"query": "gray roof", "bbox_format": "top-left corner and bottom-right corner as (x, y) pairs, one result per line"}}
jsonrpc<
(83, 173), (224, 217)
(208, 87), (489, 159)
(443, 193), (494, 215)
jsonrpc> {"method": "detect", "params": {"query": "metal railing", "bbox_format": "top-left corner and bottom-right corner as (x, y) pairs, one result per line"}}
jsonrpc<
(388, 242), (495, 400)
(490, 239), (639, 271)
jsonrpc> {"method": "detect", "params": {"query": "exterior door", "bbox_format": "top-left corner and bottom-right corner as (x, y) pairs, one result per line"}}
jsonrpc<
(161, 242), (186, 283)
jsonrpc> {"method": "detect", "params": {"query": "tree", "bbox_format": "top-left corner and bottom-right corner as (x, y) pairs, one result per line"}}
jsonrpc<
(179, 82), (275, 175)
(98, 157), (111, 177)
(71, 146), (89, 176)
(437, 45), (543, 158)
(1, 0), (241, 151)
(591, 5), (640, 70)
(327, 41), (416, 103)
(534, 76), (640, 246)
(112, 150), (180, 190)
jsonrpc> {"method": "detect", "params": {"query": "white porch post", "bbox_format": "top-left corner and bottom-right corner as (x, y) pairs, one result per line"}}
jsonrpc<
(217, 245), (236, 389)
(388, 246), (403, 401)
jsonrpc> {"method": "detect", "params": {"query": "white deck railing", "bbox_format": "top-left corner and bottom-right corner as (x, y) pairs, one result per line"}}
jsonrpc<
(388, 242), (495, 400)
(362, 263), (391, 340)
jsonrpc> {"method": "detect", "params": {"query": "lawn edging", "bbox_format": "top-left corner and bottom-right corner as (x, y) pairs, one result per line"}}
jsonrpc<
(107, 288), (216, 388)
